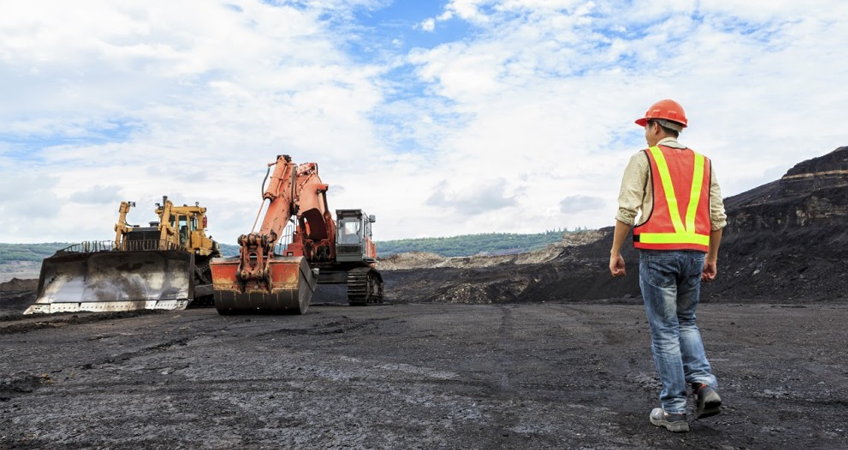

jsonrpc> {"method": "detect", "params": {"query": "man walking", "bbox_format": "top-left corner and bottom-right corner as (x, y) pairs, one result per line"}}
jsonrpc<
(609, 99), (725, 433)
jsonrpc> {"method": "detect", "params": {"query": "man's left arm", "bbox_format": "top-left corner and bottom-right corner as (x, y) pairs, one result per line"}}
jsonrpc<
(610, 219), (631, 277)
(609, 152), (646, 277)
(703, 164), (726, 282)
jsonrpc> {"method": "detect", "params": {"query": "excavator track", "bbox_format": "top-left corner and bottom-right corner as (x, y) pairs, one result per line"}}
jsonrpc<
(347, 267), (383, 306)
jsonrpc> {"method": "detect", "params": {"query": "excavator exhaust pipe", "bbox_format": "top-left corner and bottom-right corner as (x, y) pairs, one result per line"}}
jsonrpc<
(211, 256), (317, 315)
(25, 247), (194, 314)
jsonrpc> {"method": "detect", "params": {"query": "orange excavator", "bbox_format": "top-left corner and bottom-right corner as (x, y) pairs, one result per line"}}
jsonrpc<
(211, 155), (383, 314)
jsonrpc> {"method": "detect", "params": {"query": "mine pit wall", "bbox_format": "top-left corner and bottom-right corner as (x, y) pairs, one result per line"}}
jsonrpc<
(704, 147), (848, 303)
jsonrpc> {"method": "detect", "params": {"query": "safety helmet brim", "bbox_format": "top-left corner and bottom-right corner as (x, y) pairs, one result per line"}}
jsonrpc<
(635, 99), (688, 129)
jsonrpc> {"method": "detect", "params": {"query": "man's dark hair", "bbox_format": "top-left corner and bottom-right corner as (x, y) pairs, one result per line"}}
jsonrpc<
(647, 119), (680, 138)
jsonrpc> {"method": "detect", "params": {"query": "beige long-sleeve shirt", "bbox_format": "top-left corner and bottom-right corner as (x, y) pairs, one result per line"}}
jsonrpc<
(615, 137), (727, 230)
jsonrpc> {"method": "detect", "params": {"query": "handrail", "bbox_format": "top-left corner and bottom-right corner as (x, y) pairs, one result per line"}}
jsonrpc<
(60, 240), (187, 253)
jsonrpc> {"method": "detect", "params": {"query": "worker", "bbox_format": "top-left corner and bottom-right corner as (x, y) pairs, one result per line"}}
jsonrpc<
(609, 99), (726, 433)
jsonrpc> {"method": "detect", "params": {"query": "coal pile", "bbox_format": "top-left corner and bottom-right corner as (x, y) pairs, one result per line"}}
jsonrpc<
(0, 278), (37, 318)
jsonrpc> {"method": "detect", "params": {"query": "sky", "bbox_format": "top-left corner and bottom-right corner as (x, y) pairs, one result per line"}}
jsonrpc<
(1, 0), (847, 244)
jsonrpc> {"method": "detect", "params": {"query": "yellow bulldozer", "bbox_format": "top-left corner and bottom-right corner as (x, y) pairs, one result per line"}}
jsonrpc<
(25, 196), (221, 314)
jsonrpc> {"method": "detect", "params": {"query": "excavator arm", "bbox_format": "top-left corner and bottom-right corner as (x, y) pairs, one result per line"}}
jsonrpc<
(211, 155), (330, 314)
(234, 156), (296, 285)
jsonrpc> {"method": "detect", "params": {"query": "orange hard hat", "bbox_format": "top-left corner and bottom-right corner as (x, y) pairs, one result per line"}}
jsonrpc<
(635, 99), (688, 128)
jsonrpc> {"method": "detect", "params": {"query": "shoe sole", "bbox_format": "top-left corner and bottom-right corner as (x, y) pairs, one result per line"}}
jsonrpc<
(696, 392), (722, 419)
(650, 417), (690, 433)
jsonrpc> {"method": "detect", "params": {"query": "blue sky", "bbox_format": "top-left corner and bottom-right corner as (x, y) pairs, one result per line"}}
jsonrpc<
(1, 0), (847, 244)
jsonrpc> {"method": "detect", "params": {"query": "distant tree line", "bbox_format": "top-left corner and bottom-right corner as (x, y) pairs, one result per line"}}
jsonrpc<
(219, 243), (239, 257)
(375, 230), (578, 257)
(0, 243), (69, 263)
(0, 229), (591, 262)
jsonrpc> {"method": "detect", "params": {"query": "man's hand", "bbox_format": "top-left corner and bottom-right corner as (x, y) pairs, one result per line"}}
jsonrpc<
(610, 254), (626, 277)
(702, 258), (718, 282)
(609, 220), (631, 278)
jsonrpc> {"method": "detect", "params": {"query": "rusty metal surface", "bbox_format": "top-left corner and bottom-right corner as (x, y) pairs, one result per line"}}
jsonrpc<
(212, 256), (316, 314)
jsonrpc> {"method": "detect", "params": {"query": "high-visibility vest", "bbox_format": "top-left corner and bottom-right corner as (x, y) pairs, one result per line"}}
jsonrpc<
(633, 145), (711, 252)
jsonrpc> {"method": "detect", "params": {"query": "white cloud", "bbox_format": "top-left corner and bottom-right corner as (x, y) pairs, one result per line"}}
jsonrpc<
(559, 195), (605, 214)
(426, 178), (517, 215)
(397, 0), (848, 234)
(69, 185), (124, 204)
(1, 0), (847, 245)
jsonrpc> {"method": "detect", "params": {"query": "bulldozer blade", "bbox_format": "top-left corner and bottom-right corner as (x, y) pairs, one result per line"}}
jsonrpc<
(212, 256), (317, 315)
(25, 250), (194, 315)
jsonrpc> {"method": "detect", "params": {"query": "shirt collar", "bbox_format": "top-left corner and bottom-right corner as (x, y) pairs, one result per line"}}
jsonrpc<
(656, 136), (686, 149)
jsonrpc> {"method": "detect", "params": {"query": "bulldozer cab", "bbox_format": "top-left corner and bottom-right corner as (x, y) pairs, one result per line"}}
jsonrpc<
(173, 214), (190, 247)
(154, 198), (218, 257)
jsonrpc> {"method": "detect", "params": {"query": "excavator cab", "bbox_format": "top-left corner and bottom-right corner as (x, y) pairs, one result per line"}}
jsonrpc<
(335, 210), (377, 263)
(317, 209), (382, 306)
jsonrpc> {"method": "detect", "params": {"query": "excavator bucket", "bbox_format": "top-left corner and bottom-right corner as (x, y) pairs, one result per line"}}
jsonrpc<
(212, 256), (317, 315)
(25, 249), (195, 314)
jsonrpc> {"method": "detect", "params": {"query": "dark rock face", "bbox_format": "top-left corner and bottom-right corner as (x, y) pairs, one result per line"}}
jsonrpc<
(725, 146), (848, 231)
(706, 147), (848, 301)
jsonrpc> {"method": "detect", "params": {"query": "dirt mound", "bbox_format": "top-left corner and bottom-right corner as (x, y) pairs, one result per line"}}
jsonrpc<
(378, 230), (605, 271)
(0, 278), (38, 292)
(0, 261), (41, 283)
(378, 252), (451, 270)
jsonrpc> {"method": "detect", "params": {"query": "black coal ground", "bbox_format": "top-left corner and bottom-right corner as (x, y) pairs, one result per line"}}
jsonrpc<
(1, 279), (847, 450)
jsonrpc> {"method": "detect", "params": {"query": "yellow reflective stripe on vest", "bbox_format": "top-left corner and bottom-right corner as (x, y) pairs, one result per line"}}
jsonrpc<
(686, 153), (706, 232)
(646, 146), (708, 243)
(636, 231), (710, 246)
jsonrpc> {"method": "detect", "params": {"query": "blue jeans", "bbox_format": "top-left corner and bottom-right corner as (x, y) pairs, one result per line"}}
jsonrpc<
(639, 250), (717, 414)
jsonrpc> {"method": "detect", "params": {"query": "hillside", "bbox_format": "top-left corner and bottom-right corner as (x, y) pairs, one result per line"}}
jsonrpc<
(375, 230), (572, 257)
(0, 243), (68, 262)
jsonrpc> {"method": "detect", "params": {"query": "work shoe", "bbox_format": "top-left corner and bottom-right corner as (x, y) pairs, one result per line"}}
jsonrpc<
(650, 408), (690, 433)
(694, 383), (722, 419)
